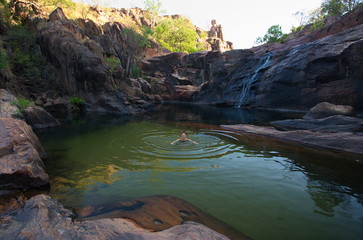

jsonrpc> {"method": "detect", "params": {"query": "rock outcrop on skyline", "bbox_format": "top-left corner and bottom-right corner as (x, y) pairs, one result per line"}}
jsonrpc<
(206, 19), (233, 52)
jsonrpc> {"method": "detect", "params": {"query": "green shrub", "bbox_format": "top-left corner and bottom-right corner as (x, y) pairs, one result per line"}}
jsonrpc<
(309, 19), (325, 31)
(130, 65), (142, 78)
(150, 77), (158, 86)
(5, 25), (44, 79)
(0, 48), (8, 69)
(106, 57), (121, 74)
(32, 0), (75, 9)
(153, 18), (203, 53)
(113, 84), (120, 90)
(0, 0), (11, 27)
(291, 25), (304, 33)
(122, 28), (151, 49)
(12, 97), (34, 116)
(144, 0), (165, 27)
(6, 25), (36, 48)
(255, 25), (289, 45)
(69, 95), (86, 110)
(69, 95), (86, 104)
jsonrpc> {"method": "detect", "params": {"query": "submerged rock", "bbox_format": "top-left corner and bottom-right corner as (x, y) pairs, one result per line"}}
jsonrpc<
(303, 102), (354, 120)
(0, 194), (232, 240)
(23, 106), (60, 129)
(77, 195), (250, 240)
(0, 118), (49, 192)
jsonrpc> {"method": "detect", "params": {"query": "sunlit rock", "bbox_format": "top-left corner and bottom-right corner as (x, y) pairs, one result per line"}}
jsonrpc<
(0, 118), (49, 192)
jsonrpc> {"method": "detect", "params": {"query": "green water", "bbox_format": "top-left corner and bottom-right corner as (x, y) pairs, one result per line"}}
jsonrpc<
(38, 104), (363, 240)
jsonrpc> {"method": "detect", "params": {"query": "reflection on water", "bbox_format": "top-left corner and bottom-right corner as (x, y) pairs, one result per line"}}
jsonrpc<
(38, 104), (363, 240)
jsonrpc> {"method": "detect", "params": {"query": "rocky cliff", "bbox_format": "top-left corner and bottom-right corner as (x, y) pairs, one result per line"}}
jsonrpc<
(141, 7), (363, 112)
(1, 1), (362, 114)
(1, 1), (228, 115)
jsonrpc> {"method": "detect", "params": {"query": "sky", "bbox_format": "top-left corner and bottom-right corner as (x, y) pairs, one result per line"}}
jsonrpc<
(92, 0), (323, 49)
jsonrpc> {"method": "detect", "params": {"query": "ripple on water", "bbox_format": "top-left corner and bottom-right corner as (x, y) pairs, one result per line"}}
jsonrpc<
(129, 130), (239, 161)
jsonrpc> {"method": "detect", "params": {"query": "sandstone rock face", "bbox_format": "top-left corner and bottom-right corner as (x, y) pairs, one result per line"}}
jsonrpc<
(206, 20), (233, 52)
(23, 106), (60, 129)
(0, 118), (49, 192)
(36, 8), (158, 114)
(0, 194), (232, 240)
(303, 102), (354, 119)
(0, 89), (18, 118)
(141, 51), (226, 101)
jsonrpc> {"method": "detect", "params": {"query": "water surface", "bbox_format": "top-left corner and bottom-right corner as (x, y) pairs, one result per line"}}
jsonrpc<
(38, 104), (363, 240)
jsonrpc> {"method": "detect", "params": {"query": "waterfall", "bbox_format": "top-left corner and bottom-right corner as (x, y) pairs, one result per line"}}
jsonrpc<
(235, 54), (271, 108)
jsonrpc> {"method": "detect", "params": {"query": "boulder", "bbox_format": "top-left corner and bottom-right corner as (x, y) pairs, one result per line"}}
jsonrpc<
(23, 106), (60, 129)
(0, 89), (18, 118)
(43, 97), (70, 112)
(303, 102), (354, 119)
(0, 118), (49, 192)
(0, 194), (232, 240)
(49, 7), (68, 22)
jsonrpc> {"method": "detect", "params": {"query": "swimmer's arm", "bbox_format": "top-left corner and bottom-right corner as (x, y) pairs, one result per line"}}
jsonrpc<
(171, 139), (180, 145)
(188, 139), (198, 144)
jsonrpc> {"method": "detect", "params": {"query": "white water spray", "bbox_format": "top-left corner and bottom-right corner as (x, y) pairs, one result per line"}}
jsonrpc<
(236, 54), (271, 108)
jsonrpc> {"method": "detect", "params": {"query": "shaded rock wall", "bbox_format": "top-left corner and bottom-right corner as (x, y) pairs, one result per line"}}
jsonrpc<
(36, 11), (139, 114)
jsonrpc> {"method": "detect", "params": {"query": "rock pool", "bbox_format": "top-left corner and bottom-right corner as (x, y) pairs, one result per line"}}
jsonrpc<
(38, 104), (363, 240)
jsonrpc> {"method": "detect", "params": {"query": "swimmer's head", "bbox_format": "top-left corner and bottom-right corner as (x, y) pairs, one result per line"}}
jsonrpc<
(181, 131), (187, 139)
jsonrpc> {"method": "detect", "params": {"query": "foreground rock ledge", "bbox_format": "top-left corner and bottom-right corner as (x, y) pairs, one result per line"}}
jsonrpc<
(221, 123), (363, 157)
(0, 118), (49, 192)
(78, 195), (250, 240)
(0, 194), (231, 240)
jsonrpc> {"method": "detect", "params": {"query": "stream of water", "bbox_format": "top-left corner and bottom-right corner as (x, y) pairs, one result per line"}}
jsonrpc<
(38, 104), (363, 240)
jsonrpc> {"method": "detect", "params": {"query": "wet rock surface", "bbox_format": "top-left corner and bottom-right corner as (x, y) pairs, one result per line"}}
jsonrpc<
(78, 195), (250, 240)
(0, 118), (49, 192)
(272, 115), (363, 132)
(0, 194), (232, 240)
(221, 123), (363, 156)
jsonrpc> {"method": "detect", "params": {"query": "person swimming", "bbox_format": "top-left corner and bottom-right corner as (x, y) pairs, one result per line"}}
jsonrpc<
(171, 131), (198, 145)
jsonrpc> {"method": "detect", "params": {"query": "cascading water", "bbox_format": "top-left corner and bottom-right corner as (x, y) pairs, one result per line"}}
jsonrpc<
(235, 53), (271, 108)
